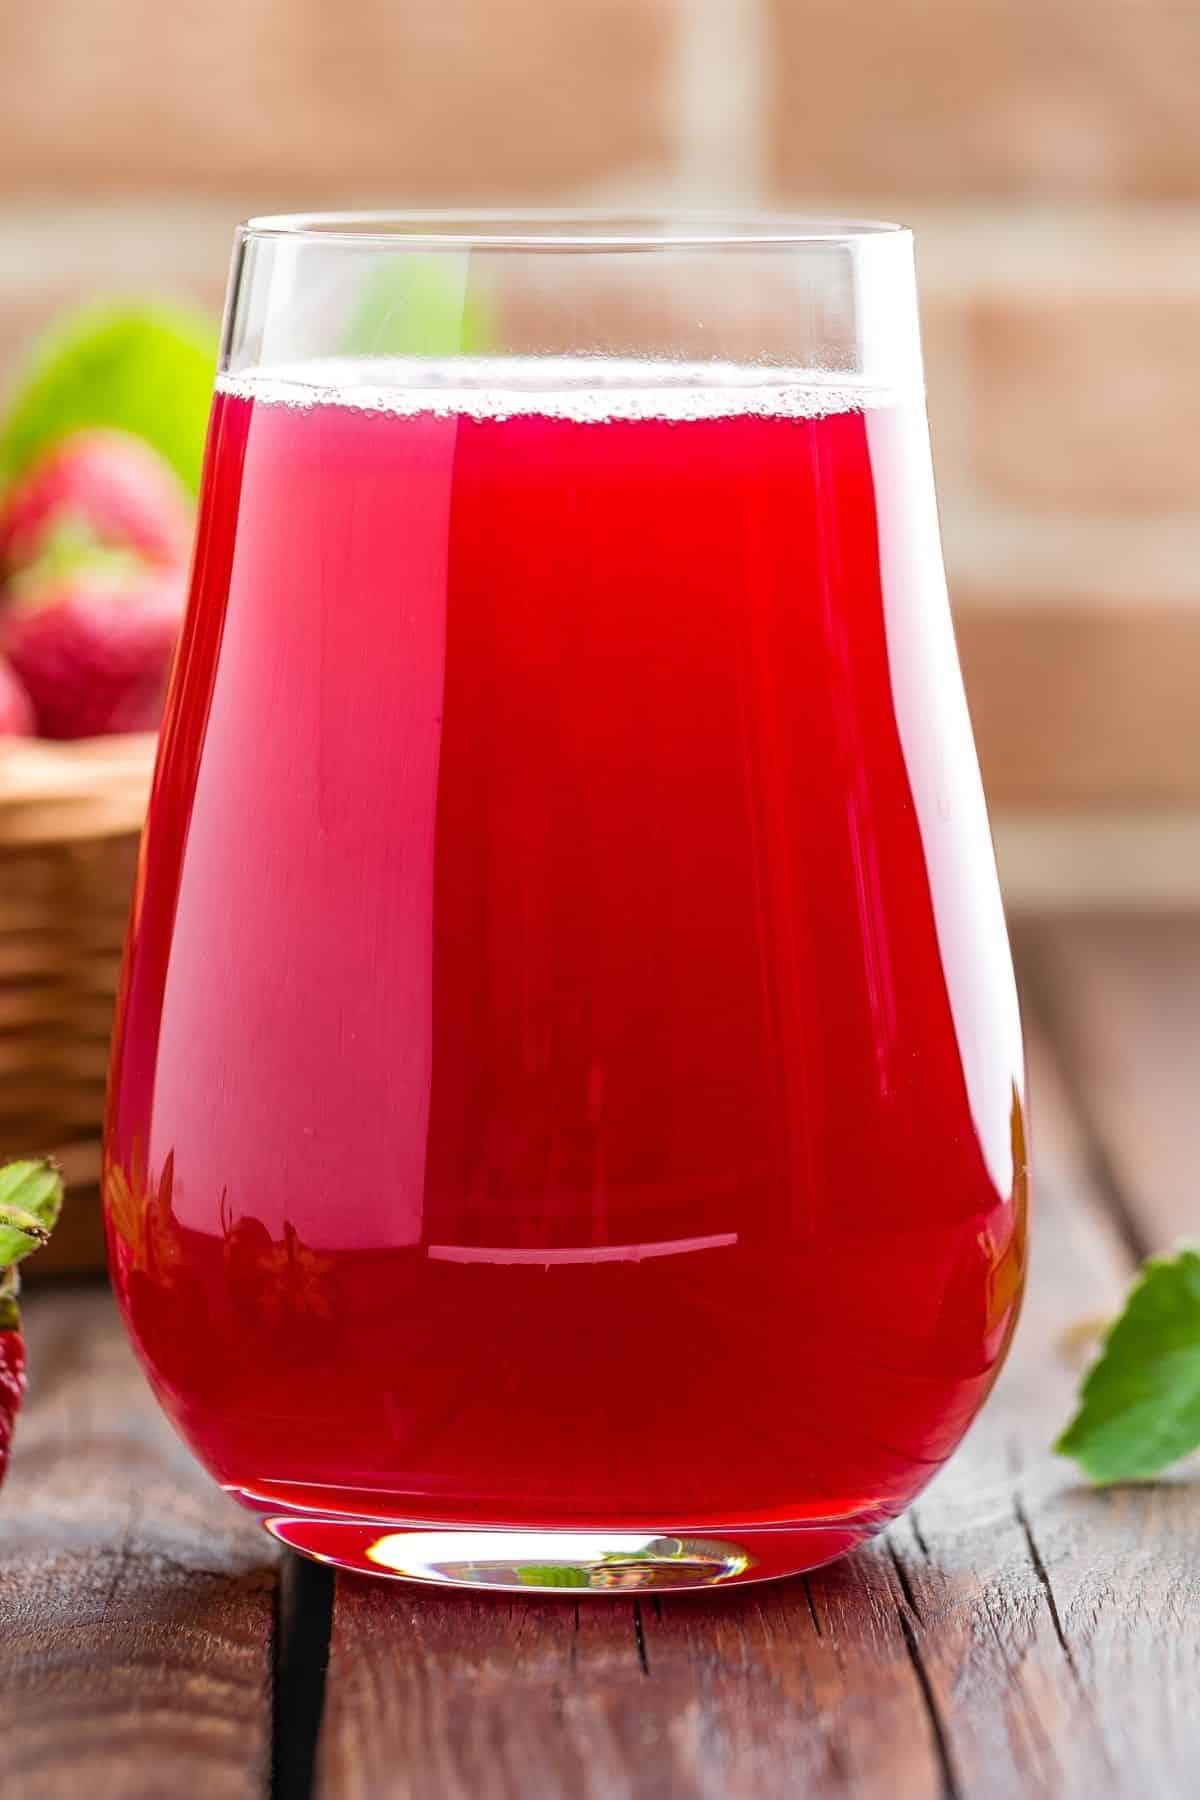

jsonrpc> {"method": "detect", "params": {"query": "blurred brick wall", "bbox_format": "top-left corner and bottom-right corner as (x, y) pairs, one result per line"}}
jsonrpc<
(3, 0), (1197, 816)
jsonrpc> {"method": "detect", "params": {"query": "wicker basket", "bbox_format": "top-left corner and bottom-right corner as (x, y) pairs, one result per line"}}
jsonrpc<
(0, 734), (156, 1273)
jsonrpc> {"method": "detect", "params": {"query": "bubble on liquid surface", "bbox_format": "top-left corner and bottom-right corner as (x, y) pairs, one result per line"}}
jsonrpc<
(217, 356), (900, 423)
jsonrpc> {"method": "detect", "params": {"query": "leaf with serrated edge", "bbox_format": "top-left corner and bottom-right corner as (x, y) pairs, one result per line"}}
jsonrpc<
(1057, 1249), (1200, 1484)
(0, 1161), (63, 1271)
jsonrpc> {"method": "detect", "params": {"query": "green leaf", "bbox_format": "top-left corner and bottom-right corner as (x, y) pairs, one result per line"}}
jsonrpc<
(0, 303), (218, 495)
(515, 1565), (591, 1588)
(0, 1159), (63, 1272)
(341, 258), (492, 359)
(1057, 1249), (1200, 1484)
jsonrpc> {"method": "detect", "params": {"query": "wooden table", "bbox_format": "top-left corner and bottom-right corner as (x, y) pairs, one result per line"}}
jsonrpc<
(3, 915), (1198, 1799)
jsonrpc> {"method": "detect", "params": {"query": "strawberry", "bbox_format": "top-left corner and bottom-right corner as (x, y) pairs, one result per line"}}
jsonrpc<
(0, 430), (191, 574)
(0, 1159), (62, 1487)
(0, 1330), (24, 1487)
(3, 567), (185, 738)
(0, 653), (33, 735)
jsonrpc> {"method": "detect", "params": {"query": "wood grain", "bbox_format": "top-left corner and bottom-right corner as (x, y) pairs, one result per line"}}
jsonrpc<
(319, 1559), (943, 1800)
(0, 1286), (277, 1800)
(1017, 914), (1200, 1255)
(885, 1026), (1200, 1797)
(315, 993), (1200, 1798)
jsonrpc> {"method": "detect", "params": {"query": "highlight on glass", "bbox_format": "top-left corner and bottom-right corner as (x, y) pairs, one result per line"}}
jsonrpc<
(104, 213), (1028, 1593)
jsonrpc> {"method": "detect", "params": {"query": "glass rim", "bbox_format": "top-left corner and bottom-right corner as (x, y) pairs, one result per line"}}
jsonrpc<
(239, 209), (910, 252)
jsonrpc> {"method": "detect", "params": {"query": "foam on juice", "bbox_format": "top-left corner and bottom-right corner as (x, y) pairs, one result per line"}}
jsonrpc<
(217, 355), (898, 423)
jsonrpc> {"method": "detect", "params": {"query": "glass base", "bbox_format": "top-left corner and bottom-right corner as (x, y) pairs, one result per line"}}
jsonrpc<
(254, 1505), (872, 1591)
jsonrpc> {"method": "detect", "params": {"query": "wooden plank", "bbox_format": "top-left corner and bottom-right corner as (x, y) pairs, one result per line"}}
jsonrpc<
(0, 1286), (277, 1800)
(316, 1011), (1200, 1798)
(1017, 913), (1200, 1254)
(882, 1026), (1200, 1797)
(320, 1558), (942, 1800)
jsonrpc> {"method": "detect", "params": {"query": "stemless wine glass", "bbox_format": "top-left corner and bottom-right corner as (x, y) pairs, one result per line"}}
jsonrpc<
(104, 213), (1028, 1593)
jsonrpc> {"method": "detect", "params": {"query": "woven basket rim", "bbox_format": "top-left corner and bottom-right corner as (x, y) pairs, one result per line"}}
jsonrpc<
(0, 733), (156, 845)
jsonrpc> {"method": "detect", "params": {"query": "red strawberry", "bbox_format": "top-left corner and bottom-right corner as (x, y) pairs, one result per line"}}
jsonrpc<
(0, 1159), (62, 1487)
(0, 653), (33, 735)
(3, 569), (185, 738)
(0, 430), (192, 573)
(0, 1328), (25, 1486)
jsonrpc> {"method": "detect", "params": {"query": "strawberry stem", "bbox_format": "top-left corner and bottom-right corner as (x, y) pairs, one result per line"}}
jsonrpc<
(0, 1265), (19, 1333)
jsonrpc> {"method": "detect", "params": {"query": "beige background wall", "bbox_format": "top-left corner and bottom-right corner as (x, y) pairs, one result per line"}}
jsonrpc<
(6, 0), (1198, 849)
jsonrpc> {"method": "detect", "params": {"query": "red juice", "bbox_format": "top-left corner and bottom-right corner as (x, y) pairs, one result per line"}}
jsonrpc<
(105, 361), (1027, 1588)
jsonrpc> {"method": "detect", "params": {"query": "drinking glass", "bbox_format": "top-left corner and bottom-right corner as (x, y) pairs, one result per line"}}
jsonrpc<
(104, 214), (1028, 1593)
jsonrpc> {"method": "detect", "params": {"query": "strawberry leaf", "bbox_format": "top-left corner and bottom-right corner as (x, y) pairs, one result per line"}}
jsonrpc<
(0, 304), (217, 494)
(0, 1160), (64, 1272)
(1057, 1249), (1200, 1484)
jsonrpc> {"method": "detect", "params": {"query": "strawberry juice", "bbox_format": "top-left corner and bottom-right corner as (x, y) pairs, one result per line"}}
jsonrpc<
(105, 359), (1027, 1587)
